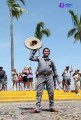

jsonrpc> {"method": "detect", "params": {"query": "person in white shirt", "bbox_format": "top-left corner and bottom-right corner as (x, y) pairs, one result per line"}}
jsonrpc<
(72, 70), (80, 96)
(62, 66), (73, 92)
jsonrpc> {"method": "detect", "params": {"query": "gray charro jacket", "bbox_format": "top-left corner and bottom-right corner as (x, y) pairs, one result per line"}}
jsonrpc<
(29, 52), (60, 82)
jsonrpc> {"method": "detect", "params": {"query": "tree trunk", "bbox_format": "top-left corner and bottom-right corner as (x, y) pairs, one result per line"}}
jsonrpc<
(10, 9), (14, 75)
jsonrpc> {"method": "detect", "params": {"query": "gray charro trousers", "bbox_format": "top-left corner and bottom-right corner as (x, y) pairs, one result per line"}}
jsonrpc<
(35, 74), (54, 111)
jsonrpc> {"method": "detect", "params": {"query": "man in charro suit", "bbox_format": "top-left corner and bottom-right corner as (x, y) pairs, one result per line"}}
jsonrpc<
(29, 48), (60, 113)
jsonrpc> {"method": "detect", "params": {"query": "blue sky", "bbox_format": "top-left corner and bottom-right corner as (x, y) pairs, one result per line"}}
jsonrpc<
(0, 0), (81, 90)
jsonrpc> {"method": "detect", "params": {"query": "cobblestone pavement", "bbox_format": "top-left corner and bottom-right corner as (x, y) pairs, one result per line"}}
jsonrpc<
(0, 101), (81, 120)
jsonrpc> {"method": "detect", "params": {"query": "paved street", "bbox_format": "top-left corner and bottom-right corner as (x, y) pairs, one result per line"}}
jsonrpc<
(0, 101), (81, 120)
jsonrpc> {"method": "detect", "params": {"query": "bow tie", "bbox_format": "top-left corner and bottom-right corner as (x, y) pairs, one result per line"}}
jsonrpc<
(43, 57), (50, 61)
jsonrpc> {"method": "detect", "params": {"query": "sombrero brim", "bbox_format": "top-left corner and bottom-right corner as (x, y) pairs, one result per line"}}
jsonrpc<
(24, 37), (42, 50)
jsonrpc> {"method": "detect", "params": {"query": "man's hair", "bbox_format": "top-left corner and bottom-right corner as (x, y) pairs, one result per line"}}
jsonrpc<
(66, 66), (69, 69)
(43, 48), (50, 53)
(0, 67), (3, 70)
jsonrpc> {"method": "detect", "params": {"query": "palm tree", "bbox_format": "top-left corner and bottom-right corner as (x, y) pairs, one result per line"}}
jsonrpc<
(67, 10), (81, 43)
(34, 21), (51, 55)
(7, 0), (29, 73)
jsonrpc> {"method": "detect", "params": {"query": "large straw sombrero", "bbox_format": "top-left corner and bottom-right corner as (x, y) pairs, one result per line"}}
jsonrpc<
(24, 37), (42, 50)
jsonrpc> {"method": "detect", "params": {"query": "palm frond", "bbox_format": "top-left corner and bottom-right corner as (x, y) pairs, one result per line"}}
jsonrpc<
(74, 32), (81, 43)
(79, 15), (81, 30)
(37, 33), (43, 40)
(69, 10), (79, 27)
(15, 7), (29, 14)
(37, 21), (44, 28)
(35, 22), (44, 39)
(7, 0), (15, 8)
(7, 0), (25, 5)
(68, 10), (81, 43)
(74, 32), (79, 43)
(7, 0), (28, 19)
(41, 29), (51, 37)
(35, 21), (51, 40)
(11, 4), (22, 18)
(67, 28), (76, 38)
(19, 0), (25, 5)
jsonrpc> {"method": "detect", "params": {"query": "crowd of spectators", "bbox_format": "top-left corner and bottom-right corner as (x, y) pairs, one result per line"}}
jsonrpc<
(54, 66), (81, 96)
(0, 65), (81, 94)
(12, 67), (33, 91)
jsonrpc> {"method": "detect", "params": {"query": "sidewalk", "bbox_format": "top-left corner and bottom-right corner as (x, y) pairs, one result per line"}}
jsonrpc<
(0, 101), (81, 120)
(0, 90), (81, 102)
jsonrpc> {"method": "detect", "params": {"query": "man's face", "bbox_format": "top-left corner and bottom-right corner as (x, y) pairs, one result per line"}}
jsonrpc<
(43, 49), (50, 57)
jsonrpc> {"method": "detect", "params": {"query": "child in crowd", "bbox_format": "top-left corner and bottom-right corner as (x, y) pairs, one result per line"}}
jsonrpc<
(18, 73), (23, 90)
